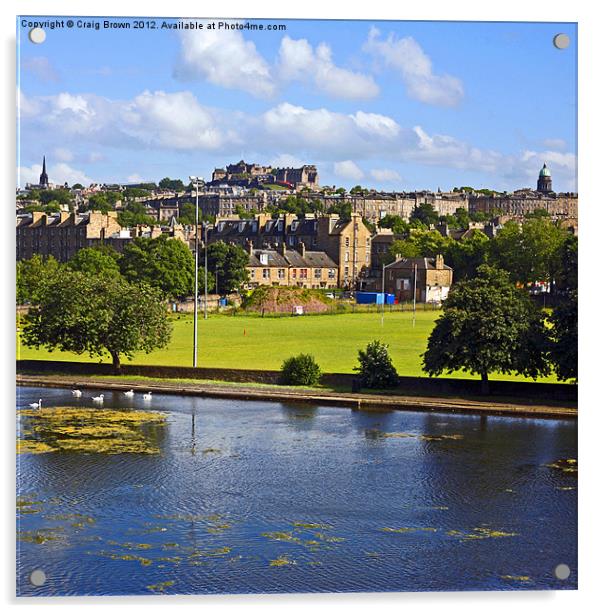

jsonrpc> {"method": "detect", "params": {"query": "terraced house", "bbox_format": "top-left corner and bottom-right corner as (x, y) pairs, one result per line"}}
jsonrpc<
(246, 242), (338, 289)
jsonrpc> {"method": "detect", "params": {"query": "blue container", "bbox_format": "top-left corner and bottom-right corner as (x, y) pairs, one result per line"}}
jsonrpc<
(356, 292), (384, 305)
(385, 293), (395, 305)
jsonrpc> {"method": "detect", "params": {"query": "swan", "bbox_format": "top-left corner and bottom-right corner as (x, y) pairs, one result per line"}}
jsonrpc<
(28, 399), (42, 409)
(72, 390), (82, 397)
(123, 389), (135, 398)
(92, 394), (104, 403)
(143, 392), (152, 401)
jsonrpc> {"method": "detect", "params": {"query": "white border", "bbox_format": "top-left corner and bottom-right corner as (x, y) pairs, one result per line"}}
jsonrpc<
(3, 1), (600, 611)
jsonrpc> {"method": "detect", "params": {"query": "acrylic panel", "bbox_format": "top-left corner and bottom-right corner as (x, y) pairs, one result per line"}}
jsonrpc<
(16, 16), (578, 597)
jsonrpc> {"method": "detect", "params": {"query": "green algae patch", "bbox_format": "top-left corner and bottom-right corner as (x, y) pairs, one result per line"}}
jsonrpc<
(269, 555), (296, 567)
(545, 458), (577, 474)
(17, 407), (167, 455)
(381, 527), (437, 534)
(17, 439), (55, 454)
(262, 531), (302, 544)
(501, 575), (531, 582)
(18, 527), (65, 545)
(292, 522), (333, 530)
(367, 430), (464, 442)
(447, 527), (518, 541)
(147, 580), (175, 593)
(312, 531), (345, 542)
(191, 546), (232, 558)
(16, 497), (43, 514)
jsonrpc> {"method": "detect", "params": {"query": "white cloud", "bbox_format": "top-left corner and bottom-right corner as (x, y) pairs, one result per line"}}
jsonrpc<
(175, 26), (275, 98)
(21, 56), (59, 82)
(370, 168), (401, 182)
(17, 162), (93, 188)
(278, 36), (379, 100)
(269, 153), (306, 168)
(363, 28), (464, 107)
(126, 174), (143, 183)
(53, 147), (73, 162)
(334, 160), (364, 181)
(542, 138), (567, 151)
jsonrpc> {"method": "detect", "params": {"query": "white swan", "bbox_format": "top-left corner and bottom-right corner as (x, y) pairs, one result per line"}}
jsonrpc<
(124, 389), (135, 398)
(28, 399), (42, 409)
(143, 391), (152, 401)
(72, 390), (82, 397)
(92, 394), (104, 403)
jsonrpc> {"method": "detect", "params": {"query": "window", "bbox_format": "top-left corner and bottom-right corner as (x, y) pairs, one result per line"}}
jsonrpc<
(278, 269), (285, 279)
(345, 252), (349, 262)
(328, 269), (336, 279)
(292, 269), (297, 279)
(314, 268), (322, 279)
(345, 237), (350, 247)
(263, 269), (270, 279)
(300, 269), (308, 279)
(344, 267), (349, 278)
(250, 269), (255, 279)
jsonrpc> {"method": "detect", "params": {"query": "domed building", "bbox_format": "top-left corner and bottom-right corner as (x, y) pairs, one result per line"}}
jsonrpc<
(537, 163), (553, 194)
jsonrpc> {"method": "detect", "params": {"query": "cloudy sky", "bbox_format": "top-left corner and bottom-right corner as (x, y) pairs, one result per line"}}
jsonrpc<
(17, 18), (577, 192)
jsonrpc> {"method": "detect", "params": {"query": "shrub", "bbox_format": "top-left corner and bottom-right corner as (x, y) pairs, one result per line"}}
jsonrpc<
(280, 354), (322, 386)
(354, 340), (399, 389)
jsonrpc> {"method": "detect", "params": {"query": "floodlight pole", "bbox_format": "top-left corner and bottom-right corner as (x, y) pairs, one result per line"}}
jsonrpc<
(204, 224), (208, 320)
(412, 263), (418, 328)
(193, 179), (199, 366)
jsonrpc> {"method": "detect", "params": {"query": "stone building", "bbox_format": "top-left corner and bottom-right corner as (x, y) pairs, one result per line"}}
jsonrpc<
(378, 255), (453, 304)
(210, 160), (319, 189)
(246, 243), (338, 289)
(16, 211), (187, 262)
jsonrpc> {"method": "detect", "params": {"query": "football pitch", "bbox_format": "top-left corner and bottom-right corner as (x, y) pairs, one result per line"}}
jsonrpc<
(17, 310), (558, 383)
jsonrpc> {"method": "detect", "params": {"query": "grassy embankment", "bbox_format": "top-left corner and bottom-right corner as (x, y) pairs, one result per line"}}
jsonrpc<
(17, 310), (559, 383)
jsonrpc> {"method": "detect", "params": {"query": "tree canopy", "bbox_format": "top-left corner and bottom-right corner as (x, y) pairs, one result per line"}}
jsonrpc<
(159, 177), (186, 191)
(422, 265), (550, 393)
(120, 235), (194, 300)
(67, 246), (122, 277)
(548, 290), (577, 382)
(16, 254), (61, 304)
(207, 241), (250, 294)
(22, 271), (172, 372)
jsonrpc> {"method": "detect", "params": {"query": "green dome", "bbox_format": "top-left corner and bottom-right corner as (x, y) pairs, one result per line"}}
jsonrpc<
(539, 164), (551, 177)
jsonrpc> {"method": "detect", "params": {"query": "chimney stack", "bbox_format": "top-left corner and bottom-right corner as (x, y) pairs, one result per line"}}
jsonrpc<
(435, 253), (444, 270)
(246, 239), (254, 255)
(298, 241), (306, 258)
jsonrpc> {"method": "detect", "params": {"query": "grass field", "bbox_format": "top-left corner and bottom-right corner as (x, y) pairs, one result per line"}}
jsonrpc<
(16, 310), (558, 383)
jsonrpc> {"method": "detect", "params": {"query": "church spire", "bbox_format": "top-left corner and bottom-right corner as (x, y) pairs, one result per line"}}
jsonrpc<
(39, 155), (49, 188)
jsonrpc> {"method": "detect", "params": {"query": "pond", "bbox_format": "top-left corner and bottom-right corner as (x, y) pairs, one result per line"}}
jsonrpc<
(16, 386), (577, 595)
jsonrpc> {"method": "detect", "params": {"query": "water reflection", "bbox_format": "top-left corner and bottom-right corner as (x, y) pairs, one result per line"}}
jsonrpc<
(17, 386), (577, 596)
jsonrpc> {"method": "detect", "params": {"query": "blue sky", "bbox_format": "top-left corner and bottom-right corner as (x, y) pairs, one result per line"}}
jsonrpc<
(17, 17), (577, 192)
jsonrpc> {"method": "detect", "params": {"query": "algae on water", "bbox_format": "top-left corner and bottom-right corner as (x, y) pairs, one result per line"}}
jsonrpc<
(17, 407), (167, 455)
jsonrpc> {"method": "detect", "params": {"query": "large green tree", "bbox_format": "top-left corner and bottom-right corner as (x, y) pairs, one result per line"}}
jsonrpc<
(117, 201), (156, 227)
(207, 241), (250, 294)
(67, 246), (122, 277)
(548, 290), (577, 381)
(422, 265), (550, 393)
(120, 235), (194, 300)
(22, 271), (172, 372)
(16, 255), (61, 304)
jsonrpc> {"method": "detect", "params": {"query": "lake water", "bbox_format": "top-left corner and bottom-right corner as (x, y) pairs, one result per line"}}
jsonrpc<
(17, 385), (577, 596)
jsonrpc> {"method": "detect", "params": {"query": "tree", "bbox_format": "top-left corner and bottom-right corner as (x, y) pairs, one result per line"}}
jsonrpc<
(207, 242), (250, 294)
(422, 265), (550, 393)
(67, 246), (122, 277)
(410, 202), (439, 226)
(117, 201), (156, 227)
(120, 235), (194, 300)
(489, 218), (566, 287)
(379, 214), (410, 236)
(159, 177), (185, 191)
(445, 230), (490, 281)
(327, 201), (352, 221)
(548, 290), (577, 381)
(84, 193), (114, 213)
(555, 234), (578, 293)
(16, 255), (61, 304)
(39, 189), (71, 206)
(22, 271), (172, 373)
(354, 341), (399, 389)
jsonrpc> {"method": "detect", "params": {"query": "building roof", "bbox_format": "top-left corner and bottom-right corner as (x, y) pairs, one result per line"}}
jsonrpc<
(539, 163), (551, 177)
(248, 248), (337, 269)
(388, 257), (452, 271)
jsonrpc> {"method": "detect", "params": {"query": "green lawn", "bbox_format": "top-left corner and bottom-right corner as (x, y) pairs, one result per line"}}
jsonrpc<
(17, 310), (558, 383)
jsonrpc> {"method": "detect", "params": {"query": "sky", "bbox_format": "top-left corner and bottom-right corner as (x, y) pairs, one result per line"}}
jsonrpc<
(16, 17), (577, 192)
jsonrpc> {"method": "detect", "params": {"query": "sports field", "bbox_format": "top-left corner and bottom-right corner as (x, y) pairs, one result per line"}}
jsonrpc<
(17, 310), (558, 383)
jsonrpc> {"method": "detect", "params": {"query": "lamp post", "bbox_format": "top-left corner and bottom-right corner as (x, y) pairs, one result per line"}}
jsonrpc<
(188, 176), (205, 366)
